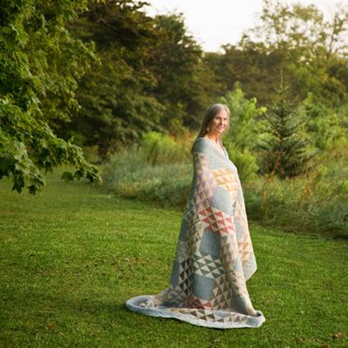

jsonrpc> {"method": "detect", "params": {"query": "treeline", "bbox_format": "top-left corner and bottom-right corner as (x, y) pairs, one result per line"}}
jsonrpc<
(59, 0), (348, 158)
(0, 0), (347, 192)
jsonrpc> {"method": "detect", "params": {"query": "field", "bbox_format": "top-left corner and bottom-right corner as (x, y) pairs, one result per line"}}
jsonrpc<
(0, 170), (347, 347)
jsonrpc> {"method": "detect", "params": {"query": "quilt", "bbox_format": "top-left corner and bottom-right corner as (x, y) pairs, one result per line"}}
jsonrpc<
(126, 137), (265, 329)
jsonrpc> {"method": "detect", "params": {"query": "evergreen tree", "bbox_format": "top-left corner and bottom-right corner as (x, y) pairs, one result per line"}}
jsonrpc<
(258, 85), (316, 178)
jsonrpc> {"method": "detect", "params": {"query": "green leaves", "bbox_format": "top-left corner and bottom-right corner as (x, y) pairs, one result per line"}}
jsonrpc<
(240, 0), (348, 105)
(221, 85), (267, 182)
(0, 0), (101, 194)
(257, 86), (316, 179)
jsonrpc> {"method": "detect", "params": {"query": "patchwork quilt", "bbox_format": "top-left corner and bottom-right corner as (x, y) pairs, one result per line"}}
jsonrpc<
(126, 137), (266, 329)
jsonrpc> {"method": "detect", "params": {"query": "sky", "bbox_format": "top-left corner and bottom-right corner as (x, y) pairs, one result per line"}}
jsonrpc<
(144, 0), (345, 52)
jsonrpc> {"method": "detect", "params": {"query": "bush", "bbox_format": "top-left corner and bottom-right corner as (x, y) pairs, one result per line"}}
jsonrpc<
(141, 132), (190, 165)
(220, 85), (267, 182)
(224, 144), (259, 183)
(102, 132), (192, 207)
(298, 94), (346, 151)
(102, 149), (192, 207)
(102, 131), (347, 239)
(244, 162), (348, 239)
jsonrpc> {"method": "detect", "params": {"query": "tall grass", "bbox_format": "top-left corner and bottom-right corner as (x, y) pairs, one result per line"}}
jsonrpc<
(103, 134), (347, 238)
(141, 131), (191, 165)
(244, 170), (347, 239)
(248, 141), (347, 238)
(102, 132), (192, 207)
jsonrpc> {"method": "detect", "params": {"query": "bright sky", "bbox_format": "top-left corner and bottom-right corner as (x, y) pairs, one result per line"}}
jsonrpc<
(144, 0), (344, 52)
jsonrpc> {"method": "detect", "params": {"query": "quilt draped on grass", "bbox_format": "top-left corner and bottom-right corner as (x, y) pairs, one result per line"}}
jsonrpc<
(126, 137), (266, 329)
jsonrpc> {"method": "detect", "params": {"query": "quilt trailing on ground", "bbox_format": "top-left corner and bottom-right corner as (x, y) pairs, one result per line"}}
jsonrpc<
(126, 137), (265, 329)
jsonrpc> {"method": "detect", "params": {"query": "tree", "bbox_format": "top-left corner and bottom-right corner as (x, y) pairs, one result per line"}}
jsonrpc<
(221, 84), (267, 182)
(61, 0), (165, 158)
(0, 0), (101, 193)
(240, 0), (348, 105)
(63, 5), (216, 155)
(148, 13), (209, 129)
(258, 84), (316, 179)
(298, 93), (346, 150)
(208, 43), (290, 105)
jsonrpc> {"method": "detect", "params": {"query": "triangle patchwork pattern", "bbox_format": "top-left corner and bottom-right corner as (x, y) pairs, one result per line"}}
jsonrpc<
(211, 273), (233, 309)
(192, 252), (225, 279)
(178, 258), (193, 295)
(198, 207), (235, 236)
(212, 168), (239, 197)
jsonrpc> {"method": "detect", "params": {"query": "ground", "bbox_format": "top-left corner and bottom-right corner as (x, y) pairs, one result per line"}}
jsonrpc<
(0, 170), (347, 347)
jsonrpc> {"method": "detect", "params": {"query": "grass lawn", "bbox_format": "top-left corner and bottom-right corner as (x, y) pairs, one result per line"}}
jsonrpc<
(0, 169), (347, 348)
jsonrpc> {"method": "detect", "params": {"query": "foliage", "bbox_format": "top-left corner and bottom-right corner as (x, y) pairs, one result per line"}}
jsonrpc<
(240, 0), (348, 105)
(220, 85), (267, 182)
(298, 93), (347, 150)
(204, 1), (348, 107)
(258, 86), (316, 178)
(61, 0), (165, 158)
(224, 145), (259, 184)
(102, 135), (347, 238)
(244, 165), (348, 239)
(0, 0), (101, 193)
(102, 148), (192, 207)
(205, 44), (291, 105)
(141, 132), (190, 166)
(14, 0), (345, 163)
(148, 13), (216, 129)
(221, 85), (267, 150)
(249, 0), (348, 54)
(102, 131), (192, 206)
(64, 3), (213, 156)
(2, 0), (347, 200)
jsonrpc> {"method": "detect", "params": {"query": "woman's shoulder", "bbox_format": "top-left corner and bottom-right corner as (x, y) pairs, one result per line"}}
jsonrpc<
(192, 137), (210, 153)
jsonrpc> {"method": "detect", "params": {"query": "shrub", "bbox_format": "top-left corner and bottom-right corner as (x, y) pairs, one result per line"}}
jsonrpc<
(298, 94), (346, 150)
(102, 131), (347, 239)
(220, 85), (267, 182)
(224, 144), (259, 183)
(102, 133), (192, 207)
(244, 163), (348, 239)
(141, 132), (190, 165)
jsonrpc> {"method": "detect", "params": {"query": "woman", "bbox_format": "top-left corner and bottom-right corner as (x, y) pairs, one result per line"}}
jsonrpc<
(126, 104), (265, 329)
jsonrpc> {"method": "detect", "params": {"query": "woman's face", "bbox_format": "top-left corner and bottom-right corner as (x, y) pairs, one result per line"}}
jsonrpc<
(208, 109), (229, 136)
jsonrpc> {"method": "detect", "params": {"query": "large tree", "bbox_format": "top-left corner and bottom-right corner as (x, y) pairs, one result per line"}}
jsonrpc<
(61, 3), (217, 156)
(241, 0), (348, 105)
(60, 0), (164, 158)
(0, 0), (101, 193)
(204, 1), (348, 107)
(147, 13), (216, 129)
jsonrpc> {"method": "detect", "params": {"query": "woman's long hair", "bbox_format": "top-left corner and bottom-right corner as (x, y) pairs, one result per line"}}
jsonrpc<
(191, 104), (230, 152)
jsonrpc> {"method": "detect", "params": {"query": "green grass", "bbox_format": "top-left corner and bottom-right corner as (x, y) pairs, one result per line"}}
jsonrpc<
(0, 170), (347, 347)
